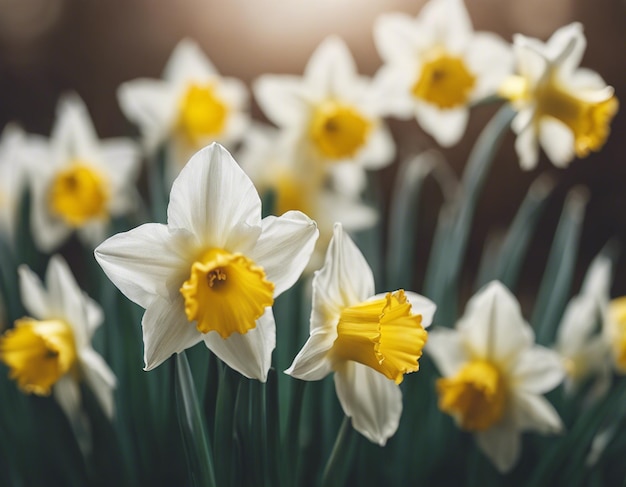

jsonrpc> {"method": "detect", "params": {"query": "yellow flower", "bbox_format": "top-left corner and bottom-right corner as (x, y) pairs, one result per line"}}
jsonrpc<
(501, 22), (618, 169)
(427, 281), (564, 472)
(286, 224), (435, 445)
(95, 143), (318, 380)
(0, 256), (116, 420)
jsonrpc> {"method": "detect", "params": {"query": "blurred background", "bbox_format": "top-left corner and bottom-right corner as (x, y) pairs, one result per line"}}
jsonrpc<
(0, 0), (624, 300)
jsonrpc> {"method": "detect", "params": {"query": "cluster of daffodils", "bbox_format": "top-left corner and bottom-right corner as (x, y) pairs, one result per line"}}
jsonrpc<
(0, 0), (622, 484)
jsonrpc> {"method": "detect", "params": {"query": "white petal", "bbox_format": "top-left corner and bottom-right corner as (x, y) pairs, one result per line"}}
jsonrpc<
(425, 328), (469, 377)
(421, 0), (473, 53)
(373, 13), (421, 64)
(328, 163), (367, 198)
(334, 361), (402, 446)
(512, 36), (548, 85)
(100, 138), (141, 191)
(370, 64), (416, 119)
(547, 23), (585, 74)
(80, 347), (117, 419)
(568, 68), (609, 92)
(475, 414), (520, 473)
(319, 192), (378, 232)
(404, 291), (436, 328)
(29, 172), (72, 252)
(204, 307), (276, 382)
(304, 36), (357, 98)
(511, 391), (563, 434)
(117, 79), (179, 152)
(465, 33), (513, 99)
(557, 295), (599, 355)
(253, 75), (311, 128)
(357, 124), (396, 170)
(458, 281), (533, 364)
(539, 118), (575, 167)
(143, 296), (203, 371)
(511, 346), (565, 393)
(167, 143), (262, 248)
(51, 94), (100, 164)
(95, 223), (190, 308)
(163, 38), (218, 83)
(284, 329), (336, 380)
(415, 103), (469, 147)
(17, 264), (51, 319)
(581, 255), (612, 301)
(514, 122), (540, 170)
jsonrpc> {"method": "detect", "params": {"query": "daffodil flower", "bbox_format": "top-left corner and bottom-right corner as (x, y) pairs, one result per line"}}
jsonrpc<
(23, 95), (140, 252)
(0, 255), (116, 420)
(373, 0), (512, 147)
(427, 281), (564, 472)
(238, 124), (378, 271)
(118, 39), (249, 185)
(95, 143), (318, 381)
(253, 36), (395, 198)
(500, 22), (618, 169)
(286, 223), (434, 445)
(556, 255), (612, 399)
(0, 124), (28, 245)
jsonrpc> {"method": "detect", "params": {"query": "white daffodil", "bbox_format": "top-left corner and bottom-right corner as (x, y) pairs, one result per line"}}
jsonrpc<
(286, 223), (435, 445)
(373, 0), (512, 147)
(427, 281), (564, 473)
(238, 124), (377, 271)
(555, 255), (612, 399)
(0, 255), (116, 421)
(500, 22), (618, 170)
(23, 95), (140, 252)
(118, 38), (249, 185)
(95, 143), (318, 381)
(254, 36), (395, 198)
(0, 124), (28, 245)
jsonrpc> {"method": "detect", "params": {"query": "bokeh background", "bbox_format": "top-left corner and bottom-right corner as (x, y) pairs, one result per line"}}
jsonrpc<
(0, 0), (624, 301)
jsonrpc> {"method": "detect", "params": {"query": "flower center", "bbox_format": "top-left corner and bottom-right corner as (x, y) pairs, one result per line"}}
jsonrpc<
(412, 51), (476, 109)
(178, 83), (228, 144)
(0, 318), (77, 396)
(309, 100), (372, 160)
(436, 360), (506, 431)
(534, 74), (618, 158)
(330, 290), (428, 384)
(180, 248), (275, 338)
(48, 163), (109, 227)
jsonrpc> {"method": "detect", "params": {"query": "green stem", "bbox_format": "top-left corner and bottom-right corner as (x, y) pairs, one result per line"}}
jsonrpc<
(321, 416), (357, 487)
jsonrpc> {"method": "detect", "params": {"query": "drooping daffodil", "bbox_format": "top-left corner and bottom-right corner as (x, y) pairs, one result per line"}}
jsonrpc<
(118, 39), (249, 185)
(95, 143), (318, 381)
(555, 254), (613, 400)
(254, 36), (395, 198)
(427, 281), (564, 472)
(500, 22), (618, 170)
(23, 95), (141, 252)
(373, 0), (512, 147)
(286, 223), (434, 445)
(237, 124), (378, 271)
(0, 124), (28, 246)
(0, 255), (117, 424)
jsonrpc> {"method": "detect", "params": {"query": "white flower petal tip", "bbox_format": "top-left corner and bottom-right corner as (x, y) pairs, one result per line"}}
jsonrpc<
(431, 279), (564, 472)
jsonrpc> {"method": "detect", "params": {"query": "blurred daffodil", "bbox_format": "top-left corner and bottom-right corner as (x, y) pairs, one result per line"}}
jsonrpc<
(238, 125), (378, 271)
(0, 255), (116, 420)
(427, 281), (564, 472)
(605, 296), (626, 375)
(95, 143), (318, 381)
(0, 124), (28, 245)
(555, 255), (612, 399)
(286, 223), (434, 445)
(118, 39), (249, 185)
(501, 22), (618, 169)
(254, 36), (395, 198)
(23, 95), (140, 252)
(373, 0), (512, 147)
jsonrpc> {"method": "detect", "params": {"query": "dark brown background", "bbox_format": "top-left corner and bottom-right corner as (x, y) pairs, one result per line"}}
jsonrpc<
(0, 0), (624, 301)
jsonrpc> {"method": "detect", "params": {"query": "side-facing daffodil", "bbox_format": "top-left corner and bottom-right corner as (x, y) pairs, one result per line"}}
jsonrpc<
(254, 36), (395, 198)
(373, 0), (512, 147)
(500, 22), (618, 170)
(555, 255), (612, 399)
(95, 143), (318, 381)
(0, 255), (116, 421)
(238, 124), (378, 271)
(23, 95), (140, 252)
(286, 223), (434, 445)
(0, 124), (28, 245)
(118, 39), (249, 185)
(427, 281), (565, 472)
